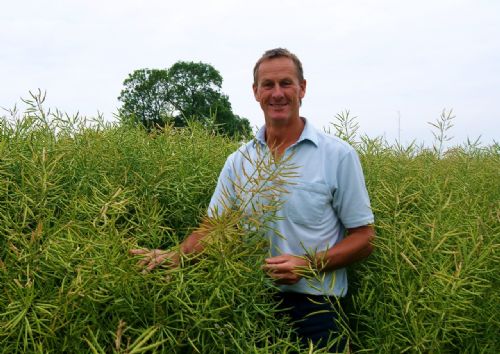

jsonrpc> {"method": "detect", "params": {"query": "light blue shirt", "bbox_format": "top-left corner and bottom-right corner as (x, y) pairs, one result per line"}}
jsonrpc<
(208, 118), (374, 296)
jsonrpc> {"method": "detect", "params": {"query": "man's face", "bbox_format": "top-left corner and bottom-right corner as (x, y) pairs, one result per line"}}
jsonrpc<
(253, 57), (306, 126)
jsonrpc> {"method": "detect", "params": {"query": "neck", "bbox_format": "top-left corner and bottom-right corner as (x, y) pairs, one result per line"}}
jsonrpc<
(265, 117), (305, 156)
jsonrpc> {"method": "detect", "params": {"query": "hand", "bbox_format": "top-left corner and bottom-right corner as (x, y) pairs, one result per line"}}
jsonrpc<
(262, 254), (310, 285)
(129, 248), (179, 272)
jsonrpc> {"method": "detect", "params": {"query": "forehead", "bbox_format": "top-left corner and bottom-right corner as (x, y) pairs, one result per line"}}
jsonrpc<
(256, 57), (299, 82)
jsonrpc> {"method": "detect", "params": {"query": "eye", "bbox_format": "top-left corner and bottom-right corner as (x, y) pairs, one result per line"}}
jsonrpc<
(262, 81), (274, 89)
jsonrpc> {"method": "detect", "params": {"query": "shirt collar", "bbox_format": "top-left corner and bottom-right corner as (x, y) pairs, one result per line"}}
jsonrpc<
(255, 117), (319, 148)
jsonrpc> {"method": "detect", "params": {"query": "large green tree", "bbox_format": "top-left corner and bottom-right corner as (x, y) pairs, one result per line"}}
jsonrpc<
(118, 69), (172, 129)
(118, 61), (251, 137)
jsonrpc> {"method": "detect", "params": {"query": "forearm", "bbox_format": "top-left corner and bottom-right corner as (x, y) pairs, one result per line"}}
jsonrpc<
(311, 225), (375, 272)
(179, 229), (209, 255)
(130, 218), (214, 270)
(179, 218), (213, 255)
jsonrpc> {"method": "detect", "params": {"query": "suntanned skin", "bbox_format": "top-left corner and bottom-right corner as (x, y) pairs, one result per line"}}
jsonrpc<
(252, 56), (306, 156)
(129, 221), (211, 271)
(130, 56), (375, 284)
(262, 225), (374, 285)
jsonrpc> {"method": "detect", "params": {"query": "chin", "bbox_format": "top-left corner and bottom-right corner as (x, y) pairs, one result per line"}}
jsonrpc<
(266, 111), (289, 121)
(267, 117), (292, 127)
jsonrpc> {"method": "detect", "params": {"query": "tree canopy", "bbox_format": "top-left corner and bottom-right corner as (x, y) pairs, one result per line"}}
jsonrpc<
(118, 61), (251, 138)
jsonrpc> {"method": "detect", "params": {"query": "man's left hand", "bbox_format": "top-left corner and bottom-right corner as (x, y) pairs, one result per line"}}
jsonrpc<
(262, 254), (310, 285)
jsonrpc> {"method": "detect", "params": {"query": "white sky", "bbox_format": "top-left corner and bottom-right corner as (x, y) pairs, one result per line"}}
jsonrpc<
(2, 0), (499, 146)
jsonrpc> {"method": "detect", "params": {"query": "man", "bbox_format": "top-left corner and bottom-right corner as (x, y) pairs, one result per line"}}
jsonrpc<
(131, 48), (375, 351)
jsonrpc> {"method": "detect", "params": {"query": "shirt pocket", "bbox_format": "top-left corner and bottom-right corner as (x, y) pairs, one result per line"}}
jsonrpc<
(286, 182), (331, 225)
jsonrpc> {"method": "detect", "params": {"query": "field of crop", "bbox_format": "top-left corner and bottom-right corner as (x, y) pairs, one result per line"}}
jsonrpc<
(1, 96), (499, 353)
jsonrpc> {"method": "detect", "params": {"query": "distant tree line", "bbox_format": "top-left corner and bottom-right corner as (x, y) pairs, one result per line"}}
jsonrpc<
(118, 61), (252, 138)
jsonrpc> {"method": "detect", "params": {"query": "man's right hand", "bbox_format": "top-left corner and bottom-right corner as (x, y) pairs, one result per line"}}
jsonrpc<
(129, 248), (180, 272)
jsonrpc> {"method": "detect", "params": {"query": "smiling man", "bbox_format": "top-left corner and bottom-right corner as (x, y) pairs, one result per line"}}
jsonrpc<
(131, 48), (375, 352)
(250, 48), (374, 351)
(254, 55), (305, 124)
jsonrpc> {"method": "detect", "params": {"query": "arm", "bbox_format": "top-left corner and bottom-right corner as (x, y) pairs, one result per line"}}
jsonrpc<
(311, 225), (375, 271)
(265, 146), (375, 284)
(130, 154), (236, 271)
(263, 225), (375, 284)
(129, 218), (212, 271)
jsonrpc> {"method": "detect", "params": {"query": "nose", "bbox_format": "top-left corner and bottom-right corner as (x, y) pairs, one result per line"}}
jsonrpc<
(271, 84), (284, 98)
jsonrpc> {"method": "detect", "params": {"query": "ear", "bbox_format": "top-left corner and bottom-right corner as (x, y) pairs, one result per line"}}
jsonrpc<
(299, 80), (307, 99)
(253, 84), (259, 101)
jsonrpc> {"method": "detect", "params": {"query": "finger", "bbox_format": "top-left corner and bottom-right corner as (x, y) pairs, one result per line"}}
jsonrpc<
(263, 259), (294, 270)
(274, 271), (302, 282)
(129, 249), (149, 255)
(137, 257), (150, 267)
(265, 270), (283, 279)
(262, 263), (281, 272)
(265, 256), (288, 264)
(146, 258), (161, 271)
(263, 265), (290, 276)
(268, 271), (297, 283)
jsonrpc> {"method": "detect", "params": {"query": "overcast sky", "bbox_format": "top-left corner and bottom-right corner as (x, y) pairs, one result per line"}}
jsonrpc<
(2, 0), (499, 146)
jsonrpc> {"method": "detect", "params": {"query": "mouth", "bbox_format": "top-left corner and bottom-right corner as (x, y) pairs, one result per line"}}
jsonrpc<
(269, 102), (288, 109)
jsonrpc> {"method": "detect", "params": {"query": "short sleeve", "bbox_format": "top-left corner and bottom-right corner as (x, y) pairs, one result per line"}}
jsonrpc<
(207, 155), (236, 218)
(332, 148), (374, 228)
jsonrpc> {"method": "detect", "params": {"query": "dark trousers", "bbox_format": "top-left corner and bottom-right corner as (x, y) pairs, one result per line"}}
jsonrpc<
(275, 292), (348, 353)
